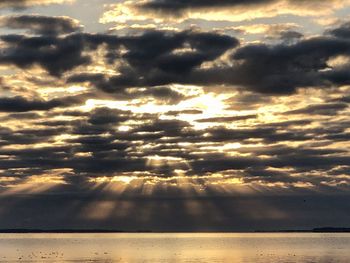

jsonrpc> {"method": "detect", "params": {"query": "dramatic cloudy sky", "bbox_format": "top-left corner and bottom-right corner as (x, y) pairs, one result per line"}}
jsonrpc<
(0, 0), (350, 231)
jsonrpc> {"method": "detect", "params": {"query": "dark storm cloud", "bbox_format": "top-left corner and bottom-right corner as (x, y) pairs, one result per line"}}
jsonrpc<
(88, 107), (131, 125)
(0, 15), (82, 35)
(0, 127), (144, 175)
(0, 0), (68, 9)
(187, 144), (350, 175)
(0, 112), (145, 176)
(196, 114), (257, 123)
(239, 144), (347, 157)
(0, 126), (67, 146)
(2, 112), (41, 120)
(206, 126), (312, 143)
(190, 156), (261, 174)
(242, 168), (294, 183)
(110, 119), (316, 147)
(133, 118), (190, 136)
(4, 22), (350, 95)
(0, 29), (238, 80)
(322, 66), (350, 86)
(267, 154), (350, 170)
(276, 30), (303, 44)
(209, 36), (350, 94)
(139, 0), (274, 11)
(0, 94), (85, 112)
(137, 0), (333, 13)
(0, 147), (146, 176)
(258, 119), (312, 128)
(0, 107), (158, 176)
(0, 145), (71, 161)
(328, 21), (350, 39)
(0, 33), (91, 76)
(67, 30), (239, 92)
(166, 109), (203, 116)
(68, 136), (130, 154)
(66, 28), (350, 95)
(139, 86), (186, 104)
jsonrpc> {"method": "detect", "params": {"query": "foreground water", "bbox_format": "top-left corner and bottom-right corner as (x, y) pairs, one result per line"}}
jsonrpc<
(0, 233), (349, 262)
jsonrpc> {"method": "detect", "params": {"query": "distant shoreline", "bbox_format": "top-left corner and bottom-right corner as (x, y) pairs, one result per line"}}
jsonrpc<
(255, 227), (350, 233)
(0, 228), (349, 233)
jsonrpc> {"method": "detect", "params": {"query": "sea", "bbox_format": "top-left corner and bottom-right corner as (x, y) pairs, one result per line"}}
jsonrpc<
(0, 233), (349, 262)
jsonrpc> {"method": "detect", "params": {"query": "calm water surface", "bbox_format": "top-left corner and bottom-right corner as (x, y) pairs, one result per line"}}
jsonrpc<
(0, 233), (349, 262)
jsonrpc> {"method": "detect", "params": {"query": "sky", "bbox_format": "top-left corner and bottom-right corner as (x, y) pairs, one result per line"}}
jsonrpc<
(0, 0), (350, 231)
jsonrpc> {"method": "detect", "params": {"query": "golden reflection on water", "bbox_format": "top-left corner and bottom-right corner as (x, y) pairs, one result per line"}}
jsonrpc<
(0, 233), (350, 262)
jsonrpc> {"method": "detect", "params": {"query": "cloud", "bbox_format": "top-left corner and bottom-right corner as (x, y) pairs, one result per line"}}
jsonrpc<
(67, 30), (238, 91)
(187, 35), (350, 94)
(141, 86), (186, 103)
(283, 103), (349, 115)
(0, 15), (82, 35)
(190, 156), (260, 174)
(88, 107), (131, 125)
(5, 22), (350, 95)
(0, 34), (90, 76)
(138, 0), (347, 14)
(0, 0), (73, 9)
(61, 25), (350, 94)
(0, 94), (86, 112)
(0, 28), (237, 78)
(328, 21), (350, 39)
(0, 126), (67, 146)
(1, 9), (350, 199)
(139, 0), (275, 12)
(196, 114), (257, 123)
(101, 0), (349, 25)
(1, 100), (346, 180)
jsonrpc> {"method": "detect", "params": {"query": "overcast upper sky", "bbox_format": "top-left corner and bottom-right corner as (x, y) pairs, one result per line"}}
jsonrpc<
(0, 0), (350, 231)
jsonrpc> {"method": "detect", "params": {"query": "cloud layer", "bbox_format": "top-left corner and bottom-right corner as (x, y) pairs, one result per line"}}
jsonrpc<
(0, 1), (350, 230)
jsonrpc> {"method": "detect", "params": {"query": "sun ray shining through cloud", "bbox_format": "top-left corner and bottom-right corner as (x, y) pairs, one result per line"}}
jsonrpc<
(0, 0), (349, 231)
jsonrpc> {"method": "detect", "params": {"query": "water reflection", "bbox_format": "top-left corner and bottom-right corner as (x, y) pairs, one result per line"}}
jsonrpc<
(0, 233), (349, 262)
